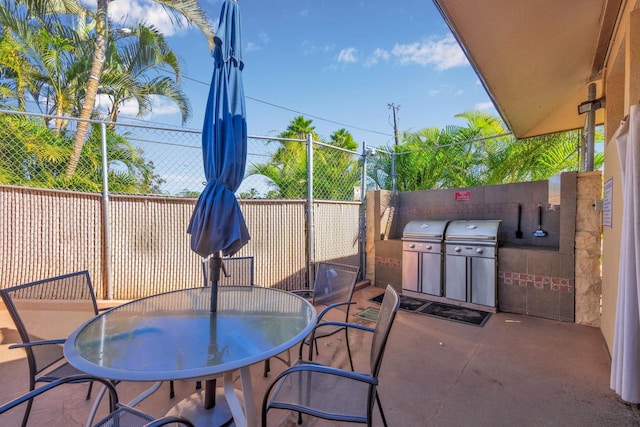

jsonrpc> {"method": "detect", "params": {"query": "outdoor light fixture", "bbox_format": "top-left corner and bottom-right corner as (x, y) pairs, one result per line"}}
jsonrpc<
(578, 97), (605, 114)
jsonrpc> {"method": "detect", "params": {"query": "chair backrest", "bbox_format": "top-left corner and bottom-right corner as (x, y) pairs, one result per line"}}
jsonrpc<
(311, 262), (359, 309)
(202, 256), (254, 287)
(369, 285), (400, 378)
(0, 271), (98, 377)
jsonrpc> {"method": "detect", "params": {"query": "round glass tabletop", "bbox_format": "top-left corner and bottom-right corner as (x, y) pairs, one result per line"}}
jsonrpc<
(64, 286), (316, 381)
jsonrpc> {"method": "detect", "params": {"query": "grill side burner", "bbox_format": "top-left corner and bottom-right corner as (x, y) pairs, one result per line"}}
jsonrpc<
(444, 220), (501, 308)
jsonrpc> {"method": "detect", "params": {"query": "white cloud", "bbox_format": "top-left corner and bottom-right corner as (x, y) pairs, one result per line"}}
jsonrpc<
(82, 0), (192, 36)
(96, 94), (180, 119)
(391, 34), (468, 70)
(475, 101), (495, 111)
(364, 48), (390, 68)
(337, 47), (358, 63)
(301, 40), (335, 56)
(258, 32), (270, 44)
(245, 42), (260, 52)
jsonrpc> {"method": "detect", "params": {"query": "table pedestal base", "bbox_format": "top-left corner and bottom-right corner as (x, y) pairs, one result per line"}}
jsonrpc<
(166, 388), (242, 426)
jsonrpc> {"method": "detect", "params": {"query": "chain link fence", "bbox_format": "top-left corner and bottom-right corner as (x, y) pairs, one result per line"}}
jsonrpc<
(0, 110), (378, 296)
(0, 110), (370, 201)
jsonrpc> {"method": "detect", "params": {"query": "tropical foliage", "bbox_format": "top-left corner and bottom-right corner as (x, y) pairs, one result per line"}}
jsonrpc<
(0, 113), (163, 192)
(248, 116), (361, 200)
(0, 0), (212, 192)
(368, 110), (604, 192)
(0, 0), (214, 178)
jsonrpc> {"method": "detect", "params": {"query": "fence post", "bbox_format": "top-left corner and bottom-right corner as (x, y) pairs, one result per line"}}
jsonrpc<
(306, 134), (315, 289)
(100, 122), (113, 300)
(359, 143), (368, 280)
(391, 150), (397, 192)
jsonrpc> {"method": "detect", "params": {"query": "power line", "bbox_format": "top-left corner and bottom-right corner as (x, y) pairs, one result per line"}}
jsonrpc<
(183, 75), (394, 138)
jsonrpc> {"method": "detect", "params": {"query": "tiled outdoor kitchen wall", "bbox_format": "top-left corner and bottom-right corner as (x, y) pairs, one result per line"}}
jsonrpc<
(366, 171), (603, 324)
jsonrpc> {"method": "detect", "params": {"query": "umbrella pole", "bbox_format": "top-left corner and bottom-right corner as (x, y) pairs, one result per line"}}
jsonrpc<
(205, 252), (222, 409)
(210, 252), (222, 313)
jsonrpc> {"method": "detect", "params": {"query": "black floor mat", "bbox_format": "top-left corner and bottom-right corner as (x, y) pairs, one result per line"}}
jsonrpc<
(370, 293), (428, 311)
(369, 293), (491, 327)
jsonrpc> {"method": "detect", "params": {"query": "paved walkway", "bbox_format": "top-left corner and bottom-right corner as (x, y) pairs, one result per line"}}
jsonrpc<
(1, 285), (639, 426)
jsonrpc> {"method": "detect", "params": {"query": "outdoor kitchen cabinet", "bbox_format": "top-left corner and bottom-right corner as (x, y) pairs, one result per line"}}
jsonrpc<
(401, 220), (449, 296)
(443, 220), (501, 308)
(402, 242), (443, 295)
(444, 244), (497, 306)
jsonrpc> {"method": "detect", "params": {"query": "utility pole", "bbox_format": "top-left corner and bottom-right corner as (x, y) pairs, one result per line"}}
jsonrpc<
(388, 103), (400, 145)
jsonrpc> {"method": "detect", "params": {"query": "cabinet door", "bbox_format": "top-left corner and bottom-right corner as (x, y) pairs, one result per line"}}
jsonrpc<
(445, 255), (467, 301)
(402, 251), (419, 292)
(470, 257), (496, 307)
(421, 252), (442, 296)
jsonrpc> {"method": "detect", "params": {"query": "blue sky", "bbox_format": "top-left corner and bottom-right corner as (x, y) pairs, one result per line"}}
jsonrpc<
(103, 0), (497, 148)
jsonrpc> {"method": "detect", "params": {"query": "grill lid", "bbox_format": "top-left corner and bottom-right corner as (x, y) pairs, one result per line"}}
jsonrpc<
(444, 220), (501, 241)
(402, 220), (450, 240)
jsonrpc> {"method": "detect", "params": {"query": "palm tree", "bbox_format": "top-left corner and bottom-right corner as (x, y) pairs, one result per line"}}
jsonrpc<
(0, 31), (38, 110)
(67, 0), (215, 178)
(98, 24), (191, 124)
(0, 113), (163, 193)
(250, 116), (317, 198)
(314, 128), (360, 200)
(0, 113), (69, 185)
(369, 110), (593, 192)
(250, 118), (361, 200)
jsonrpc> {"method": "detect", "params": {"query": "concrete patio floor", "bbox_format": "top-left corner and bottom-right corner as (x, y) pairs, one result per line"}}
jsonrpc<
(1, 284), (639, 426)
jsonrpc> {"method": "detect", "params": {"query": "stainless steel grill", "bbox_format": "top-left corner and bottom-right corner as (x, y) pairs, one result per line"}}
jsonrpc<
(444, 220), (501, 308)
(401, 220), (449, 297)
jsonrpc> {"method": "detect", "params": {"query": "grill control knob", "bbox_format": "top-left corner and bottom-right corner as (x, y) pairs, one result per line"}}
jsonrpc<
(426, 245), (432, 250)
(476, 248), (484, 254)
(454, 247), (461, 252)
(409, 244), (415, 249)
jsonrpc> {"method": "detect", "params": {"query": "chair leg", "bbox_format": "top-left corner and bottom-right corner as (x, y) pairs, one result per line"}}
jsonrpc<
(20, 397), (33, 427)
(85, 381), (94, 400)
(376, 392), (388, 427)
(169, 380), (175, 399)
(345, 328), (354, 371)
(263, 359), (270, 377)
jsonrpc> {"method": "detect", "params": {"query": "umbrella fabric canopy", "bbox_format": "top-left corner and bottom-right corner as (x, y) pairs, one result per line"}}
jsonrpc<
(610, 104), (640, 404)
(188, 0), (250, 259)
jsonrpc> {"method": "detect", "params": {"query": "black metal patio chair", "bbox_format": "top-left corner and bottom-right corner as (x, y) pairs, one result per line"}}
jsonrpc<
(0, 374), (194, 427)
(203, 255), (255, 287)
(261, 285), (400, 427)
(0, 271), (107, 427)
(263, 261), (360, 377)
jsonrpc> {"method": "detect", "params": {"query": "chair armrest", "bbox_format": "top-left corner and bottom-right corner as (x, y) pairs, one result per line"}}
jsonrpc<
(265, 363), (378, 403)
(0, 374), (118, 415)
(9, 339), (65, 349)
(312, 321), (375, 336)
(145, 416), (195, 427)
(316, 301), (356, 322)
(290, 289), (314, 298)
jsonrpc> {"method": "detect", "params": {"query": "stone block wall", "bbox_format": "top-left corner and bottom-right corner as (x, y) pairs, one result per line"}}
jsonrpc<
(367, 172), (603, 325)
(574, 172), (603, 326)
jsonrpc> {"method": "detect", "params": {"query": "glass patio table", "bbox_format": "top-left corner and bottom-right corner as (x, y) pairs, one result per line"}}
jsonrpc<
(64, 286), (317, 427)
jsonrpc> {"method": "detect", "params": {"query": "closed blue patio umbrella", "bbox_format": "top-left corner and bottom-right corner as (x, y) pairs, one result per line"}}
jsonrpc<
(188, 0), (250, 314)
(185, 0), (249, 414)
